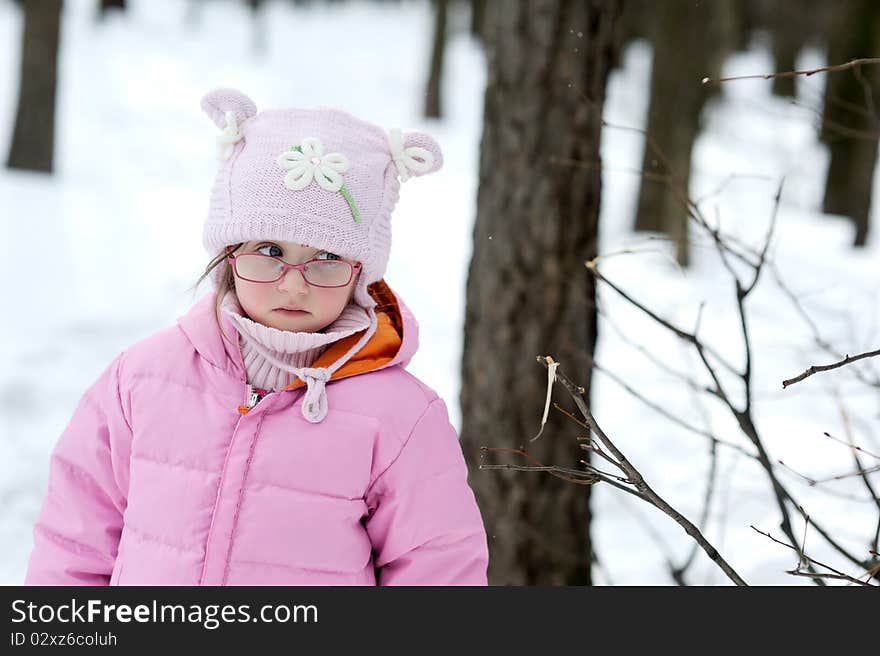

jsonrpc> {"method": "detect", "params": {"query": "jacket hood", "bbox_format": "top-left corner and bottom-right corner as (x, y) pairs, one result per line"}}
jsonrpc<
(178, 279), (419, 386)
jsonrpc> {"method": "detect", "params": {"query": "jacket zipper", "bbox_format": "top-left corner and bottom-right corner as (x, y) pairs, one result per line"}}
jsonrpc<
(198, 401), (246, 586)
(238, 384), (269, 414)
(247, 384), (261, 409)
(203, 379), (268, 584)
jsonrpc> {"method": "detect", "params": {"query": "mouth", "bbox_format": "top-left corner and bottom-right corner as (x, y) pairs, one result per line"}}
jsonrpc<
(274, 307), (309, 316)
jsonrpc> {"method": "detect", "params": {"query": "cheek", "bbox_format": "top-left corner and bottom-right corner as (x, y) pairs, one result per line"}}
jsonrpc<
(313, 288), (352, 315)
(235, 281), (275, 312)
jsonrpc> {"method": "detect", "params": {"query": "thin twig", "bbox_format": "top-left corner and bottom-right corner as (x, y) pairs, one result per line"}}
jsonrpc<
(538, 356), (748, 586)
(783, 348), (880, 388)
(822, 430), (880, 461)
(586, 355), (758, 460)
(586, 261), (742, 378)
(751, 525), (876, 587)
(767, 259), (880, 390)
(702, 57), (880, 86)
(671, 365), (720, 586)
(479, 447), (599, 486)
(831, 388), (880, 557)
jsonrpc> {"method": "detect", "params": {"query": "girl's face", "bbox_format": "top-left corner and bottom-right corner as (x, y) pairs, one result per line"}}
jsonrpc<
(231, 240), (359, 332)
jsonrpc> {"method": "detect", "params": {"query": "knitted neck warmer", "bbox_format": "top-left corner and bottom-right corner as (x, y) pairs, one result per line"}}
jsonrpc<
(220, 290), (373, 392)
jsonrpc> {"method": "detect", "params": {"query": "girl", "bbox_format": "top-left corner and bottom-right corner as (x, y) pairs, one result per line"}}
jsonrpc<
(24, 88), (489, 586)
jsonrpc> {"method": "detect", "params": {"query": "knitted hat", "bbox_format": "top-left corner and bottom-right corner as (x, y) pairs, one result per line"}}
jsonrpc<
(200, 88), (443, 308)
(199, 88), (442, 423)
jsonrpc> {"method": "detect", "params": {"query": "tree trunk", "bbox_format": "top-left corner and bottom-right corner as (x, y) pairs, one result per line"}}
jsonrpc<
(634, 0), (737, 267)
(185, 0), (202, 30)
(247, 0), (267, 56)
(470, 0), (486, 41)
(770, 0), (798, 97)
(615, 0), (651, 69)
(98, 0), (125, 17)
(459, 0), (620, 585)
(424, 0), (448, 119)
(6, 0), (63, 174)
(766, 0), (827, 97)
(820, 0), (880, 247)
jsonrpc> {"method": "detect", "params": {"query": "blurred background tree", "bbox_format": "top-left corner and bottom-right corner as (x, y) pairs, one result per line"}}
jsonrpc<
(629, 0), (738, 267)
(819, 0), (880, 247)
(469, 0), (484, 42)
(424, 0), (448, 118)
(6, 0), (63, 173)
(98, 0), (126, 19)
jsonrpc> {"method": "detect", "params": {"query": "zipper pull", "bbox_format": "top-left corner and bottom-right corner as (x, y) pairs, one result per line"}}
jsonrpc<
(248, 384), (261, 408)
(237, 384), (261, 415)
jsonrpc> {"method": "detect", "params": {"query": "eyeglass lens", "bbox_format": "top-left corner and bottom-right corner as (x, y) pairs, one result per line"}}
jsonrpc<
(235, 254), (352, 286)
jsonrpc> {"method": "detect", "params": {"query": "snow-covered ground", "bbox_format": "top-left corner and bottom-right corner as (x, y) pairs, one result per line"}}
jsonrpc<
(1, 0), (877, 585)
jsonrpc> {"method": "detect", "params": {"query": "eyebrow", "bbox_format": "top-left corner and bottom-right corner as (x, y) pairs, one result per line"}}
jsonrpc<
(253, 241), (315, 252)
(252, 242), (340, 259)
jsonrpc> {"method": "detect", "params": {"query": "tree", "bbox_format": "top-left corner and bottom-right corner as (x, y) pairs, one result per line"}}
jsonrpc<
(424, 0), (448, 119)
(6, 0), (63, 174)
(247, 0), (268, 55)
(470, 0), (486, 41)
(769, 1), (800, 97)
(731, 1), (828, 98)
(633, 0), (737, 267)
(98, 0), (126, 18)
(459, 0), (621, 585)
(819, 0), (880, 247)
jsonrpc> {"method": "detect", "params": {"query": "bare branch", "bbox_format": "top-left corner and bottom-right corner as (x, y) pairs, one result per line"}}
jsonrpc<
(479, 446), (599, 486)
(537, 356), (748, 586)
(822, 430), (880, 460)
(702, 57), (880, 86)
(783, 348), (880, 388)
(586, 355), (758, 460)
(751, 525), (877, 587)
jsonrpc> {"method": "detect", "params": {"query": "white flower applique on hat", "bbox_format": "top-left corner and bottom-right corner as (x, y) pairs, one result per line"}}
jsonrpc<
(217, 111), (244, 160)
(276, 137), (361, 223)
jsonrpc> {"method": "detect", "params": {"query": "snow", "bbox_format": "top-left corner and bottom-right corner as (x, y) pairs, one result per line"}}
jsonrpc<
(593, 38), (880, 584)
(1, 0), (876, 585)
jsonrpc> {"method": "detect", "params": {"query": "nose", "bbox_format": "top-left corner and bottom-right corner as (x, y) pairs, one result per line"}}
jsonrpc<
(276, 266), (309, 295)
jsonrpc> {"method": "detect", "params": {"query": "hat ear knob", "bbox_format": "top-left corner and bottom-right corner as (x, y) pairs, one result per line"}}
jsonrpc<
(201, 89), (258, 160)
(387, 128), (443, 182)
(200, 88), (257, 129)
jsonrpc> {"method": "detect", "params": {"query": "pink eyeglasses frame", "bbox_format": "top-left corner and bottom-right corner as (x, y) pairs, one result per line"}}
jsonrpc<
(226, 247), (362, 288)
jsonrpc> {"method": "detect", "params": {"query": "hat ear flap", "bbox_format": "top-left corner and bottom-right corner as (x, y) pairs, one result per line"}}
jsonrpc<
(200, 88), (257, 129)
(387, 128), (443, 182)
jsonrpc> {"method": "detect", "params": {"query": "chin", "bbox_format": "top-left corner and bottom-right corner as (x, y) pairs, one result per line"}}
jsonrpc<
(271, 316), (319, 332)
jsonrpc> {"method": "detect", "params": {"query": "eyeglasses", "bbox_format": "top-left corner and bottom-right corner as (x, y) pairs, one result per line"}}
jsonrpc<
(227, 250), (361, 287)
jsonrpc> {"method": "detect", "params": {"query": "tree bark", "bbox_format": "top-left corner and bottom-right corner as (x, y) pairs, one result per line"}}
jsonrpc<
(6, 0), (63, 174)
(633, 0), (737, 267)
(459, 0), (620, 585)
(424, 0), (448, 119)
(470, 0), (486, 41)
(765, 0), (827, 97)
(770, 0), (798, 97)
(247, 0), (267, 56)
(820, 0), (880, 247)
(98, 0), (125, 18)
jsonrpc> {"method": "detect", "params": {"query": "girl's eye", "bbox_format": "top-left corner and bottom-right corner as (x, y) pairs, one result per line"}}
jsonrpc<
(314, 252), (342, 261)
(256, 244), (282, 257)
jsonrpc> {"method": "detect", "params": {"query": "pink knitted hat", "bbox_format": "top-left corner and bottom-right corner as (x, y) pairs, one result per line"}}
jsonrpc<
(200, 88), (443, 309)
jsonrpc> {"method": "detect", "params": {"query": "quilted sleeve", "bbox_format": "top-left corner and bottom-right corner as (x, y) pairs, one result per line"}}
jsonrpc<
(364, 397), (489, 585)
(24, 354), (131, 585)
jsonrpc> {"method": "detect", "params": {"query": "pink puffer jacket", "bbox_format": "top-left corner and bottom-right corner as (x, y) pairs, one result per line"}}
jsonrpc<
(25, 283), (489, 585)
